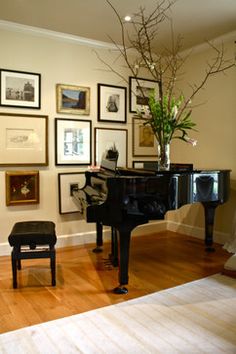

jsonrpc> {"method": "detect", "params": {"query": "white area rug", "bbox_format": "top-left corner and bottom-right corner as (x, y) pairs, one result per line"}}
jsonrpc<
(0, 274), (236, 353)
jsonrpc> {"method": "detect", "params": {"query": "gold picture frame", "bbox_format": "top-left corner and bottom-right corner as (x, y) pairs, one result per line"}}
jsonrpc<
(6, 170), (39, 206)
(56, 84), (90, 115)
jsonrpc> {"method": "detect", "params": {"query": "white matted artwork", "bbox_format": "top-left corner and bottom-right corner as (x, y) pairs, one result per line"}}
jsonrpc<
(58, 172), (86, 214)
(98, 83), (127, 123)
(0, 113), (48, 166)
(95, 128), (128, 167)
(55, 118), (91, 165)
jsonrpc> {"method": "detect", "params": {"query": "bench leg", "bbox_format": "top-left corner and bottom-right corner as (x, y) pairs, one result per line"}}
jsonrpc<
(11, 249), (18, 289)
(50, 248), (56, 286)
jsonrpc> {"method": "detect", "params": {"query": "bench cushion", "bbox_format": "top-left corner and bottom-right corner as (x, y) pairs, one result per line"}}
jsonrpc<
(8, 221), (57, 247)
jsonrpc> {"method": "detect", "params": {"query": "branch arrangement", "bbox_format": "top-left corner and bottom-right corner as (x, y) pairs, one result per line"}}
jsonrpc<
(99, 0), (235, 147)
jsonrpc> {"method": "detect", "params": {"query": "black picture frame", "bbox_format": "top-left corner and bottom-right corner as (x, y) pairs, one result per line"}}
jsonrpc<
(129, 76), (159, 113)
(98, 83), (127, 123)
(0, 69), (41, 109)
(55, 118), (92, 166)
(58, 172), (86, 214)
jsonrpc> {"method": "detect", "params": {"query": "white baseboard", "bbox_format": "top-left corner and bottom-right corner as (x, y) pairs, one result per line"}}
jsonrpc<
(0, 220), (228, 256)
(167, 221), (229, 245)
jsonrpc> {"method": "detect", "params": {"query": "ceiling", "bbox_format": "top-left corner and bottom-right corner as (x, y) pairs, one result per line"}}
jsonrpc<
(0, 0), (236, 51)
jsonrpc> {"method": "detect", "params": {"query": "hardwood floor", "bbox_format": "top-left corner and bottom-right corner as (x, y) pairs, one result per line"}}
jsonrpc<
(0, 231), (230, 334)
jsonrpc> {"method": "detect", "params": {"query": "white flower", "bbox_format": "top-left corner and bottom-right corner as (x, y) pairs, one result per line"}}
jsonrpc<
(186, 137), (197, 146)
(172, 105), (178, 119)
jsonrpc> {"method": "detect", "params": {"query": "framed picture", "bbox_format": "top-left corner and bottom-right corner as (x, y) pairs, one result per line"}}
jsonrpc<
(55, 118), (92, 165)
(95, 127), (127, 167)
(0, 113), (48, 166)
(58, 172), (86, 214)
(5, 170), (39, 206)
(56, 84), (90, 115)
(132, 117), (158, 157)
(97, 83), (127, 123)
(0, 69), (41, 109)
(129, 76), (159, 113)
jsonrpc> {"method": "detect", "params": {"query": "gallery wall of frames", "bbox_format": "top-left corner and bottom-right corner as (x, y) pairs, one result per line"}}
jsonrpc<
(0, 67), (159, 213)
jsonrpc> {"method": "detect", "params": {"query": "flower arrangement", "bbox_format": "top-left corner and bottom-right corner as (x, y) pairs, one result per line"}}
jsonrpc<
(139, 93), (197, 147)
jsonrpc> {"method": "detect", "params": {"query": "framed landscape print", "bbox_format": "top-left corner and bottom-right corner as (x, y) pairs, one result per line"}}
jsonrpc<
(98, 83), (127, 123)
(95, 127), (127, 167)
(58, 172), (86, 214)
(56, 84), (90, 115)
(0, 113), (48, 166)
(5, 170), (39, 206)
(0, 69), (41, 109)
(129, 76), (159, 113)
(55, 118), (92, 165)
(132, 117), (158, 157)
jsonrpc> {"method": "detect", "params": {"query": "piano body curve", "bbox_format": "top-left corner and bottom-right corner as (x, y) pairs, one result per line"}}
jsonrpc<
(73, 161), (230, 294)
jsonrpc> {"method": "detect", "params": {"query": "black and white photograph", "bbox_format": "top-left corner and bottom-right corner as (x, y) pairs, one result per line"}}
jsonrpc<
(55, 118), (91, 165)
(0, 69), (41, 108)
(58, 172), (86, 214)
(98, 83), (127, 123)
(94, 127), (127, 167)
(129, 76), (159, 113)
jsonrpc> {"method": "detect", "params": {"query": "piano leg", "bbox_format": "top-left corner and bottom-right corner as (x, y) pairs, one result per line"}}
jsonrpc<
(113, 228), (132, 294)
(109, 227), (119, 267)
(93, 222), (103, 253)
(202, 201), (219, 252)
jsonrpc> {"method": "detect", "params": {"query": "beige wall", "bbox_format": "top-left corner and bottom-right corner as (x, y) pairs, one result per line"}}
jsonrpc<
(0, 26), (235, 254)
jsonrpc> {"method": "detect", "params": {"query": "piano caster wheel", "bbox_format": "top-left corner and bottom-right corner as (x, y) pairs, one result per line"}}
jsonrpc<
(113, 286), (128, 294)
(205, 246), (215, 252)
(93, 246), (103, 253)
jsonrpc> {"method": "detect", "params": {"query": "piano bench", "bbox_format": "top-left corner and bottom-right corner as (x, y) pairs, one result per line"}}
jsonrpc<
(8, 221), (57, 289)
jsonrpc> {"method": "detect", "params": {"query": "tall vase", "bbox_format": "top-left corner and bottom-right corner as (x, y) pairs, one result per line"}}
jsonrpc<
(158, 143), (170, 171)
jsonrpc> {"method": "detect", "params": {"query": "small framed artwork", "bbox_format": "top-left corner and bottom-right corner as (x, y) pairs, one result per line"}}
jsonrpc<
(132, 117), (158, 157)
(58, 172), (86, 214)
(95, 127), (128, 167)
(5, 170), (39, 206)
(56, 84), (90, 115)
(0, 69), (41, 109)
(0, 113), (48, 166)
(55, 118), (92, 165)
(129, 76), (159, 113)
(97, 83), (127, 123)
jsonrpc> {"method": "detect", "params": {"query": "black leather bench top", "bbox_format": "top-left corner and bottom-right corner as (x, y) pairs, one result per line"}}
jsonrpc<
(8, 221), (57, 247)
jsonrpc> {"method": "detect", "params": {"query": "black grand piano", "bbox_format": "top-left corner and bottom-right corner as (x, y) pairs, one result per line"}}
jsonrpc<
(73, 157), (230, 294)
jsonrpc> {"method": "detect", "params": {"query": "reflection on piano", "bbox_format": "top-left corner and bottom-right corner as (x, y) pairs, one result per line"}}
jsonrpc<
(73, 157), (230, 294)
